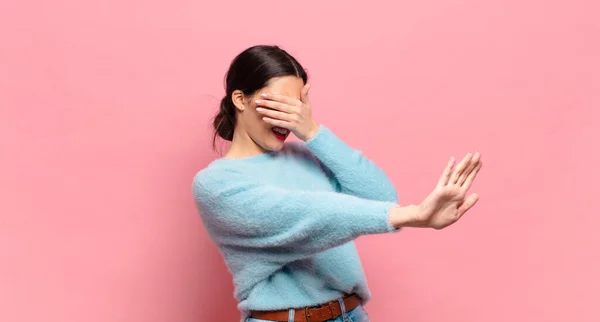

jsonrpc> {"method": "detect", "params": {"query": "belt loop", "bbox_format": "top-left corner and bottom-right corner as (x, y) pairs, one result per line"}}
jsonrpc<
(304, 307), (311, 322)
(338, 298), (350, 322)
(288, 308), (295, 322)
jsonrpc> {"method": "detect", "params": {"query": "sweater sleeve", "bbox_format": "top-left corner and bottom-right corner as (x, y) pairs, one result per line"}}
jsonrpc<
(192, 167), (398, 262)
(305, 125), (399, 203)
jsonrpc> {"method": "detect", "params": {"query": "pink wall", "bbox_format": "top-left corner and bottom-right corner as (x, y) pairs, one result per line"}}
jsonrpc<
(1, 1), (598, 321)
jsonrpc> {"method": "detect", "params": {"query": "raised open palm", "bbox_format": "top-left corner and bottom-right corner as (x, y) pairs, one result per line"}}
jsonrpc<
(417, 152), (483, 229)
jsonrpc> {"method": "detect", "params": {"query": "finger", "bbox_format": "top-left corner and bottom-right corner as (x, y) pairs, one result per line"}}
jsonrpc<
(255, 99), (296, 113)
(449, 152), (473, 184)
(301, 84), (311, 105)
(457, 152), (481, 186)
(260, 93), (301, 107)
(262, 116), (292, 129)
(457, 193), (479, 217)
(462, 159), (482, 190)
(437, 156), (455, 187)
(256, 107), (294, 122)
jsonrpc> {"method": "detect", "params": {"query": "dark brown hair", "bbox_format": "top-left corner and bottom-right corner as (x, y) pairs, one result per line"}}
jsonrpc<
(212, 45), (307, 149)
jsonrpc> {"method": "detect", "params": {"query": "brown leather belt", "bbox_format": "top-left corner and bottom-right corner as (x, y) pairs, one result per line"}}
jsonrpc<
(249, 294), (361, 322)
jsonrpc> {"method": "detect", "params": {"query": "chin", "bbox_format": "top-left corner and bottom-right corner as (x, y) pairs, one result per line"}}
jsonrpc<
(261, 135), (288, 152)
(254, 128), (290, 152)
(263, 140), (286, 152)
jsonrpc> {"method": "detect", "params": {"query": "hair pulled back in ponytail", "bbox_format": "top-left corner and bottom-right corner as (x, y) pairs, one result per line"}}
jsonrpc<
(213, 96), (236, 142)
(212, 45), (307, 150)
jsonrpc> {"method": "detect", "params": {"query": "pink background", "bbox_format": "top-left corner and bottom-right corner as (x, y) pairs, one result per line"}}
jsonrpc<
(1, 1), (599, 321)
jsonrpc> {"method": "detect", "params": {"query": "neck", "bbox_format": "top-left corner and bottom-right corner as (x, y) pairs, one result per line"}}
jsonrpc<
(224, 128), (267, 159)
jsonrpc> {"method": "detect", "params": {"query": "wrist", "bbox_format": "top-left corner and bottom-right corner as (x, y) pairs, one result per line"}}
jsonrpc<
(303, 122), (320, 142)
(389, 204), (423, 228)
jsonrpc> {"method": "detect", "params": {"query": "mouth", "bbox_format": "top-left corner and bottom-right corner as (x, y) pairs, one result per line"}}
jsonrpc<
(271, 127), (290, 141)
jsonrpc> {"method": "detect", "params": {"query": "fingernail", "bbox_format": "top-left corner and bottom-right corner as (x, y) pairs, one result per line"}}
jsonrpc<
(261, 93), (268, 98)
(255, 100), (261, 104)
(256, 107), (263, 112)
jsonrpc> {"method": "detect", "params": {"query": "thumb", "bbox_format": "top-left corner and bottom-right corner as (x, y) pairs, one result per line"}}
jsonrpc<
(457, 193), (479, 217)
(301, 83), (311, 104)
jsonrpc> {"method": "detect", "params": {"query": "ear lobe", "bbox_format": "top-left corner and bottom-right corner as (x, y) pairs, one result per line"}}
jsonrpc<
(231, 90), (246, 111)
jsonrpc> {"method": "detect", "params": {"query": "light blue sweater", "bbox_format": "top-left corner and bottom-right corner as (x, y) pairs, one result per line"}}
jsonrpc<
(192, 126), (400, 320)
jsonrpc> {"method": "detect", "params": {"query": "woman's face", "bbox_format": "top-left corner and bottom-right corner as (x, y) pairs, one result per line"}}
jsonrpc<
(232, 76), (305, 153)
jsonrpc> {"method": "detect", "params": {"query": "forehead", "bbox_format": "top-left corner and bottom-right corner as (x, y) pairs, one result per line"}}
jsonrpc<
(263, 76), (304, 98)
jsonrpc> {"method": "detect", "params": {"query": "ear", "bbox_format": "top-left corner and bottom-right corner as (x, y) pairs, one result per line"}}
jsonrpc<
(231, 90), (246, 112)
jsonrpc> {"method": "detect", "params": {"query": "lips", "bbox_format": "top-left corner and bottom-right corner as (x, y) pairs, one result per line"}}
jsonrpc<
(271, 127), (289, 141)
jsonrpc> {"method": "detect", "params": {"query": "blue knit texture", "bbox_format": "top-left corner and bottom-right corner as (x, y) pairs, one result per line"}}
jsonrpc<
(192, 126), (399, 321)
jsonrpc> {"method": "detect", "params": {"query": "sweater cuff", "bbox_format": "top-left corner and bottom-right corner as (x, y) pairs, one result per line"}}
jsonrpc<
(354, 202), (401, 236)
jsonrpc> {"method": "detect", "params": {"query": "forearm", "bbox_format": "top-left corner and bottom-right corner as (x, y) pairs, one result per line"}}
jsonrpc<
(306, 125), (398, 202)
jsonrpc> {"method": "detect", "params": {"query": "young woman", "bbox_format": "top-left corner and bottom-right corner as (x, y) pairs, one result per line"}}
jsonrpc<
(192, 45), (482, 322)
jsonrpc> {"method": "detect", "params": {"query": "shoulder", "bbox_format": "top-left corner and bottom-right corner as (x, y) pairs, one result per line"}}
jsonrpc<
(191, 161), (242, 198)
(192, 142), (321, 195)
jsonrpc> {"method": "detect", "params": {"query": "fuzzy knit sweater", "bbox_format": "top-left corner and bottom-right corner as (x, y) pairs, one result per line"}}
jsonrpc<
(192, 125), (400, 321)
